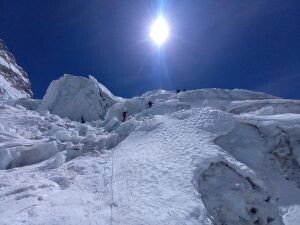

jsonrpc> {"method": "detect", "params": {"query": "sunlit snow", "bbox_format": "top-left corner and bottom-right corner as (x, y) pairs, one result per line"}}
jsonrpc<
(0, 74), (300, 224)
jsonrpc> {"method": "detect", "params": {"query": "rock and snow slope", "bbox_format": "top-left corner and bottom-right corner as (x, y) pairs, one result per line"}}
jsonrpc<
(0, 79), (300, 225)
(0, 39), (32, 100)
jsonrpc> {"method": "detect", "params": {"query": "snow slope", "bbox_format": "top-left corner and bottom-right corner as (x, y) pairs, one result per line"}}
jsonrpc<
(0, 85), (300, 225)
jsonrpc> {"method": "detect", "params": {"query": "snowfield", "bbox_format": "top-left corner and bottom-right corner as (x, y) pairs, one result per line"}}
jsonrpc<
(0, 76), (300, 225)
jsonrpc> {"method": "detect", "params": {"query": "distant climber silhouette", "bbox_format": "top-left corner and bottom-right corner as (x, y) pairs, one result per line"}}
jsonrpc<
(147, 101), (153, 108)
(122, 111), (128, 122)
(176, 89), (180, 94)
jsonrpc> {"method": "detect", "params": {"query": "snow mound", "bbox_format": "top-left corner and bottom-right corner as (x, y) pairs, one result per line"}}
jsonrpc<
(12, 98), (42, 110)
(38, 74), (118, 122)
(228, 99), (300, 115)
(178, 88), (277, 102)
(16, 142), (59, 167)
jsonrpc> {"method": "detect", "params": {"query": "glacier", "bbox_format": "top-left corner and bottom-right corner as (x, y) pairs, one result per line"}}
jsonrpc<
(0, 74), (300, 225)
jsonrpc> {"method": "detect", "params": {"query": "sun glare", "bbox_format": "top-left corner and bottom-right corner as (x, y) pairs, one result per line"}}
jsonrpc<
(150, 16), (169, 46)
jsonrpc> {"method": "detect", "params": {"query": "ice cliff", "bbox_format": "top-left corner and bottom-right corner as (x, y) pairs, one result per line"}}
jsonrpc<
(38, 74), (119, 122)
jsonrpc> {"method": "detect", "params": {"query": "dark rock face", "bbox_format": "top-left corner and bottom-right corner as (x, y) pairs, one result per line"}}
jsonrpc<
(0, 39), (32, 98)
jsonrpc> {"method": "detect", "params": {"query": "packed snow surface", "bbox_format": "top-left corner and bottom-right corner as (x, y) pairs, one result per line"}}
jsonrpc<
(1, 82), (300, 225)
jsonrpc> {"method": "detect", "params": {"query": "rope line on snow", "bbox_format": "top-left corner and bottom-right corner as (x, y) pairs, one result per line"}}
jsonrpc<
(110, 149), (114, 225)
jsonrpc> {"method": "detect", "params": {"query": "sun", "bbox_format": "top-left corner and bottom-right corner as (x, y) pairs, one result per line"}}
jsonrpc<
(150, 16), (170, 46)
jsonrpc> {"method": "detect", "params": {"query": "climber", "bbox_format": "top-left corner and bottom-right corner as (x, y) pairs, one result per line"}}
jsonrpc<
(176, 89), (180, 94)
(122, 111), (128, 122)
(147, 101), (153, 108)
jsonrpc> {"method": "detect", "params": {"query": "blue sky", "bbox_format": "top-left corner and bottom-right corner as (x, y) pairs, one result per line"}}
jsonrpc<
(0, 0), (299, 99)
